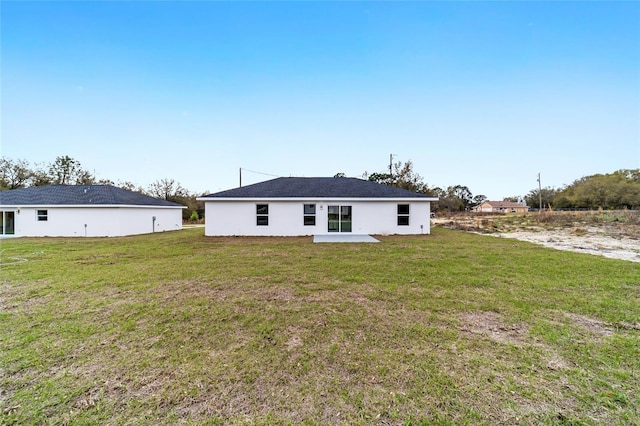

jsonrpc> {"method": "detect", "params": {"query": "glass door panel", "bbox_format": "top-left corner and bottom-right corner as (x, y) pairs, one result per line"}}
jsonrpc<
(1, 212), (14, 235)
(340, 206), (352, 232)
(327, 205), (352, 232)
(328, 205), (340, 232)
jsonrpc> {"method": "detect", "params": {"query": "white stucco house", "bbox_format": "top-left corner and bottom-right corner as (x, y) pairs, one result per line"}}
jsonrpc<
(197, 177), (439, 237)
(0, 185), (186, 238)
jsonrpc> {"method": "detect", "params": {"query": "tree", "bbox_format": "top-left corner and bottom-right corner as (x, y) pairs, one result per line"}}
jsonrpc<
(148, 178), (187, 201)
(432, 185), (474, 212)
(117, 181), (144, 192)
(525, 187), (558, 209)
(46, 155), (96, 185)
(393, 161), (430, 193)
(0, 157), (32, 190)
(365, 160), (429, 193)
(553, 169), (640, 209)
(365, 171), (393, 186)
(49, 155), (80, 185)
(75, 170), (98, 185)
(451, 185), (473, 210)
(472, 194), (488, 206)
(30, 163), (53, 186)
(148, 179), (192, 220)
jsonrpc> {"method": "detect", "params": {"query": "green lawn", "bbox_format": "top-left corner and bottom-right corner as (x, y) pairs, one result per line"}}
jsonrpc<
(1, 228), (638, 425)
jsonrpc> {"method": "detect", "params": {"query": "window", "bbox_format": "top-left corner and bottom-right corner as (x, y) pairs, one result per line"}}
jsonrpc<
(256, 204), (268, 226)
(397, 204), (409, 226)
(37, 210), (48, 222)
(303, 204), (316, 226)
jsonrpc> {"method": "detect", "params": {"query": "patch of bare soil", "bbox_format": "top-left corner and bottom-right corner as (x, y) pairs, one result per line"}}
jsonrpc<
(458, 311), (574, 374)
(564, 313), (615, 337)
(433, 212), (640, 262)
(457, 311), (529, 346)
(492, 230), (640, 263)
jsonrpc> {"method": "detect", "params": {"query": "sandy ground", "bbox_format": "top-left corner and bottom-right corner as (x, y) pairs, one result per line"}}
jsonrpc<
(433, 218), (640, 263)
(489, 229), (640, 263)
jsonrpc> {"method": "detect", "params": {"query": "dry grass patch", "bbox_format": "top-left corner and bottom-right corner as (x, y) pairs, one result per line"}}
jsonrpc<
(457, 311), (529, 346)
(564, 312), (615, 338)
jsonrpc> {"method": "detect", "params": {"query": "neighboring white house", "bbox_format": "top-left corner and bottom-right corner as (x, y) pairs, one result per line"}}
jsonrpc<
(0, 185), (186, 238)
(197, 177), (438, 237)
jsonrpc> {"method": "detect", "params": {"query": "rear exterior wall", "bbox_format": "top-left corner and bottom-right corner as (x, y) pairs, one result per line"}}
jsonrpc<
(203, 200), (432, 236)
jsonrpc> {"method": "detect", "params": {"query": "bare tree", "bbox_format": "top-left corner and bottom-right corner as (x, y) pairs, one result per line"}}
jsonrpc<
(117, 181), (145, 193)
(30, 162), (53, 186)
(0, 157), (32, 190)
(148, 178), (187, 201)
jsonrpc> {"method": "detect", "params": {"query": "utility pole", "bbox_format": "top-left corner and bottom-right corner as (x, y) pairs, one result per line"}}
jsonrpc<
(239, 168), (242, 188)
(389, 154), (396, 179)
(537, 172), (542, 213)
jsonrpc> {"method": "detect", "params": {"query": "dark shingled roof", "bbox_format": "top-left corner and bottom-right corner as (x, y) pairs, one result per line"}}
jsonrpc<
(201, 177), (437, 199)
(0, 185), (184, 207)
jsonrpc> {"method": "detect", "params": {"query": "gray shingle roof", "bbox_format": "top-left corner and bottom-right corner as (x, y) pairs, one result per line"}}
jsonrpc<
(0, 185), (184, 207)
(201, 177), (436, 199)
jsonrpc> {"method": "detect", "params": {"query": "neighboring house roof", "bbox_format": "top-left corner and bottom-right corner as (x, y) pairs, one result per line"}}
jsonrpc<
(0, 185), (184, 207)
(200, 177), (438, 200)
(481, 201), (527, 208)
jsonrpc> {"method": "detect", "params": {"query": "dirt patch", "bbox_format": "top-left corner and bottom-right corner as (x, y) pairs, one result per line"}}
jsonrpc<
(491, 230), (640, 263)
(564, 313), (615, 337)
(0, 284), (54, 315)
(433, 212), (640, 262)
(285, 327), (303, 351)
(457, 311), (529, 345)
(545, 354), (571, 371)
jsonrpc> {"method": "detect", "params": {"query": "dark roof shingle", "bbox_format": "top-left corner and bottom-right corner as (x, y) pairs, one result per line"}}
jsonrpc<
(0, 185), (184, 207)
(201, 177), (436, 199)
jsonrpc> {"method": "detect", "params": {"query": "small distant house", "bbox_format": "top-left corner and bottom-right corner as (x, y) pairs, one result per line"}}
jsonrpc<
(473, 200), (528, 214)
(0, 185), (186, 238)
(197, 177), (439, 236)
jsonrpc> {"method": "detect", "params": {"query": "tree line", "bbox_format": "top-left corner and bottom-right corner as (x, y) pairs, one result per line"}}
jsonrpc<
(523, 169), (640, 210)
(362, 160), (488, 212)
(3, 155), (639, 216)
(0, 156), (205, 221)
(362, 161), (640, 211)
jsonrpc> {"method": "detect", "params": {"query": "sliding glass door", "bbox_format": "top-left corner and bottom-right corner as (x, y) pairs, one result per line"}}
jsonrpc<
(328, 205), (352, 232)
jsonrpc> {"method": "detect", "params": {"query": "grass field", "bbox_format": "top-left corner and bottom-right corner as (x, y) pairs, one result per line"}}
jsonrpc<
(1, 227), (639, 425)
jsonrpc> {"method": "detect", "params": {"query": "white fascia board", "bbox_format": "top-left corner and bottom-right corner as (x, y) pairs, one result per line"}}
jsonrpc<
(197, 197), (439, 202)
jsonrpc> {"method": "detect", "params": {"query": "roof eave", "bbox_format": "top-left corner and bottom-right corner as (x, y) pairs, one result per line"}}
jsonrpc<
(197, 197), (439, 202)
(0, 204), (186, 209)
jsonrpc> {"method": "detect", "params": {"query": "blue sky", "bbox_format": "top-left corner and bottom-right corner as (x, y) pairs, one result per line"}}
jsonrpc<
(2, 1), (639, 199)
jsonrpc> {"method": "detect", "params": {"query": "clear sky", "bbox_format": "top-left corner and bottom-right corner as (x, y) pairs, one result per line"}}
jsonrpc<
(2, 1), (639, 199)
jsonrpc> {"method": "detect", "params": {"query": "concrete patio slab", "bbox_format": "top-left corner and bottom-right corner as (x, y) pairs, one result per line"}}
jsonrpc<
(313, 234), (380, 243)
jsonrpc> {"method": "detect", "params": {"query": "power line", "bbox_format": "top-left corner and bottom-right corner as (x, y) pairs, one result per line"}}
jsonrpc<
(241, 168), (281, 178)
(239, 167), (281, 187)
